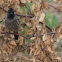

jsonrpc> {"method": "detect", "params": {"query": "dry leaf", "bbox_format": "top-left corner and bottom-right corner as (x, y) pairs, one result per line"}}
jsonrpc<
(47, 46), (54, 53)
(8, 48), (12, 53)
(39, 12), (45, 22)
(32, 4), (35, 11)
(9, 40), (17, 46)
(58, 6), (62, 11)
(54, 56), (61, 61)
(0, 9), (6, 21)
(43, 34), (47, 41)
(36, 24), (41, 31)
(54, 0), (60, 3)
(0, 0), (61, 62)
(21, 0), (27, 3)
(31, 37), (36, 40)
(3, 44), (8, 50)
(56, 34), (62, 42)
(18, 36), (23, 45)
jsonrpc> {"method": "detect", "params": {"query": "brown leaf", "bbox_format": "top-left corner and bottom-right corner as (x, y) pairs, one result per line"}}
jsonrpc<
(18, 36), (23, 45)
(43, 34), (48, 41)
(54, 0), (61, 3)
(36, 24), (42, 31)
(9, 40), (17, 46)
(3, 44), (8, 50)
(54, 56), (61, 61)
(0, 9), (6, 21)
(21, 0), (27, 3)
(39, 12), (45, 22)
(58, 6), (62, 11)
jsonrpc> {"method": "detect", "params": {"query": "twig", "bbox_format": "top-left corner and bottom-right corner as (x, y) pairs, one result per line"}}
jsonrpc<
(48, 3), (61, 12)
(39, 22), (52, 31)
(16, 14), (34, 18)
(0, 7), (34, 18)
(0, 31), (32, 39)
(41, 1), (61, 12)
(0, 7), (7, 12)
(0, 31), (61, 39)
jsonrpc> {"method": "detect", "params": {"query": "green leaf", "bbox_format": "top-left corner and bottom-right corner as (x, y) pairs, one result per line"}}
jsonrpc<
(51, 16), (58, 28)
(27, 2), (33, 9)
(20, 7), (28, 14)
(60, 14), (62, 19)
(58, 21), (62, 24)
(25, 48), (28, 56)
(45, 19), (51, 28)
(0, 21), (3, 24)
(45, 12), (50, 20)
(24, 7), (28, 14)
(24, 26), (30, 30)
(20, 7), (24, 14)
(21, 29), (27, 35)
(20, 2), (33, 14)
(24, 38), (33, 42)
(45, 12), (51, 27)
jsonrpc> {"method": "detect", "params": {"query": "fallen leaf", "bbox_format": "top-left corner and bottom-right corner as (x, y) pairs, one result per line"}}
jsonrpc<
(18, 36), (23, 45)
(9, 40), (17, 46)
(39, 12), (45, 22)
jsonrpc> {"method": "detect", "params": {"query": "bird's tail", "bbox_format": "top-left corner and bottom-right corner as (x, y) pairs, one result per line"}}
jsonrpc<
(14, 31), (19, 43)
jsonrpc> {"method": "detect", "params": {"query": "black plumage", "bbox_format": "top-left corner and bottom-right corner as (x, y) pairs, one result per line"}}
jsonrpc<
(4, 8), (20, 43)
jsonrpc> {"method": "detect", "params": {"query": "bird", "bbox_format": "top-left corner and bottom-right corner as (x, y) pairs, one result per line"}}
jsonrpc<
(4, 8), (20, 43)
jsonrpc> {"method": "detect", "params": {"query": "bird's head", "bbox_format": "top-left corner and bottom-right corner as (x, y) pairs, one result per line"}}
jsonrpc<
(7, 8), (15, 19)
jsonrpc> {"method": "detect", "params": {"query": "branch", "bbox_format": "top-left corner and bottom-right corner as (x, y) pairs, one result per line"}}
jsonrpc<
(16, 14), (34, 18)
(0, 31), (32, 39)
(39, 22), (52, 31)
(0, 7), (34, 18)
(0, 31), (61, 39)
(48, 3), (61, 12)
(0, 7), (7, 12)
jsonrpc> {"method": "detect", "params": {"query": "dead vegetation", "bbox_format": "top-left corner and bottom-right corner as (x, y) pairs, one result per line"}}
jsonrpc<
(0, 0), (62, 62)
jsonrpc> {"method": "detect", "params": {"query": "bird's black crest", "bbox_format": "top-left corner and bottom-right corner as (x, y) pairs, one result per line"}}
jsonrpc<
(8, 8), (14, 13)
(7, 8), (15, 19)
